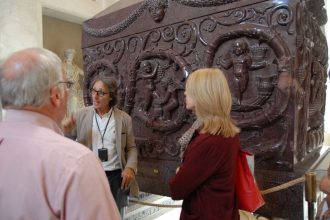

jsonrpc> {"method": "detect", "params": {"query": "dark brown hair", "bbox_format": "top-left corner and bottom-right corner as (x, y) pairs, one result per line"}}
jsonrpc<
(91, 74), (118, 108)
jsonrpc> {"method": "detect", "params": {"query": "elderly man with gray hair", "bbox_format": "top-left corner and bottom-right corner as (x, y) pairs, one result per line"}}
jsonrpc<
(0, 48), (120, 220)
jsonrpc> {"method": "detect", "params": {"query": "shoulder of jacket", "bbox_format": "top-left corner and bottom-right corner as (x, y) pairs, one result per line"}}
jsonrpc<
(76, 106), (92, 116)
(114, 107), (131, 118)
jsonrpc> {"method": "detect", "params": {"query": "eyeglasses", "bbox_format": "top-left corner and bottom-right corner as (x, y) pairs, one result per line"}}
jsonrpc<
(90, 88), (109, 97)
(58, 81), (74, 89)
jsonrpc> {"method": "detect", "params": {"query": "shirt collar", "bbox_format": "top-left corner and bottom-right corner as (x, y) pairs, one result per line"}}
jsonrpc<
(3, 109), (63, 135)
(93, 108), (113, 117)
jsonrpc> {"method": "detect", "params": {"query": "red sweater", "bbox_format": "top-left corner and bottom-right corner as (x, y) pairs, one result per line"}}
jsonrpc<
(169, 132), (240, 220)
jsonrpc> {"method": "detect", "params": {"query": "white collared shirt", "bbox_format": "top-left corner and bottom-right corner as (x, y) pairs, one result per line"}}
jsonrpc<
(92, 109), (121, 171)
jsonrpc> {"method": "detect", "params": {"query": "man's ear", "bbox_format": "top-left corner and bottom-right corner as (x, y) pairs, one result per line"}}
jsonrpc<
(49, 86), (61, 107)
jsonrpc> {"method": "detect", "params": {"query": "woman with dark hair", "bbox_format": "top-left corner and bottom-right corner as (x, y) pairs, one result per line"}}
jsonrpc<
(63, 74), (138, 218)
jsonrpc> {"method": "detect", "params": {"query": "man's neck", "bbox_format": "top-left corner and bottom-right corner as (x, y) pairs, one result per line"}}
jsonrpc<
(96, 107), (112, 118)
(20, 105), (61, 126)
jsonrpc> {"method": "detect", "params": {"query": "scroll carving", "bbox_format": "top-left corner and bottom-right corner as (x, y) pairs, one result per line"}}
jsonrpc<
(83, 40), (126, 66)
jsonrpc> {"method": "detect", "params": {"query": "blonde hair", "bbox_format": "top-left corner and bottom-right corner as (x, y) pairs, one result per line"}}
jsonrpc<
(185, 68), (240, 137)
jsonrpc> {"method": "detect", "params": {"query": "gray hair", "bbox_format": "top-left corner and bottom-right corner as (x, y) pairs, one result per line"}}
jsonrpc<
(0, 48), (63, 108)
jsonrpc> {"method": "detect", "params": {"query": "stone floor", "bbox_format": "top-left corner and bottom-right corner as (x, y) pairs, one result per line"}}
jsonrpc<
(124, 193), (182, 220)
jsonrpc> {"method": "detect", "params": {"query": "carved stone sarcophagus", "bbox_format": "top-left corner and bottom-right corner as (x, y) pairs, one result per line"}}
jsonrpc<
(82, 0), (328, 219)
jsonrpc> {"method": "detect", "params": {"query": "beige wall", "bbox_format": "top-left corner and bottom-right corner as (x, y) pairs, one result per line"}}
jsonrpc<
(42, 0), (116, 24)
(42, 15), (83, 69)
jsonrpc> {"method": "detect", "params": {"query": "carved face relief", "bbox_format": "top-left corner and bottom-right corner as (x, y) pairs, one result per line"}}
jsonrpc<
(148, 5), (166, 22)
(140, 61), (153, 73)
(233, 40), (248, 56)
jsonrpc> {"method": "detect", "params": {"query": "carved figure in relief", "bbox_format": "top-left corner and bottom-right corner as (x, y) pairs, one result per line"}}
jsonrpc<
(62, 49), (84, 116)
(137, 60), (159, 112)
(154, 76), (180, 121)
(310, 61), (325, 104)
(218, 40), (268, 104)
(218, 40), (252, 104)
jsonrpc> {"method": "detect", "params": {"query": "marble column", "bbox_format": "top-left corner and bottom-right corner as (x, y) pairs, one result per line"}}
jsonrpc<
(0, 0), (42, 60)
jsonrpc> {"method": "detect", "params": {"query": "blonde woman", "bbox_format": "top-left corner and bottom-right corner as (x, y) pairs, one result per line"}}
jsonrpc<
(169, 68), (240, 220)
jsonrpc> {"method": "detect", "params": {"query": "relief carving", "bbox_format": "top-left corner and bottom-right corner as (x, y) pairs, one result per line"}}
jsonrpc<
(128, 36), (143, 54)
(141, 22), (198, 57)
(83, 41), (126, 66)
(130, 55), (187, 132)
(295, 2), (328, 160)
(83, 0), (169, 37)
(198, 3), (294, 43)
(122, 48), (192, 157)
(173, 0), (240, 7)
(307, 60), (326, 153)
(82, 2), (329, 214)
(217, 39), (269, 105)
(147, 0), (167, 22)
(305, 0), (328, 26)
(204, 24), (292, 129)
(138, 136), (181, 158)
(117, 74), (126, 110)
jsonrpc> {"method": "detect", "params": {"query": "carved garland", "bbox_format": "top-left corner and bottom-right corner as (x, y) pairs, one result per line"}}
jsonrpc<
(83, 0), (168, 37)
(83, 0), (241, 37)
(173, 0), (240, 7)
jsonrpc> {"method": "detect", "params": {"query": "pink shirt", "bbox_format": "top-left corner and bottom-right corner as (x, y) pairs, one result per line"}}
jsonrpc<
(0, 110), (120, 220)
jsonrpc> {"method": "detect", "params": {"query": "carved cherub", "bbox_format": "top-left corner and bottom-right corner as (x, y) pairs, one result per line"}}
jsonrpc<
(154, 76), (180, 121)
(218, 40), (268, 104)
(138, 60), (159, 112)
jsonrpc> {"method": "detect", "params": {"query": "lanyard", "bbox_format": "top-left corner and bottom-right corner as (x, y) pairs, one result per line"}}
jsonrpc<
(94, 109), (113, 149)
